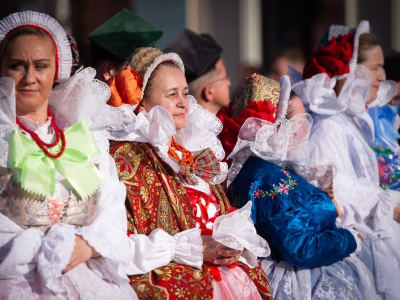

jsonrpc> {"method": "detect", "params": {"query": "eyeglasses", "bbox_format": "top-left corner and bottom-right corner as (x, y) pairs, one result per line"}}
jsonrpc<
(208, 75), (231, 85)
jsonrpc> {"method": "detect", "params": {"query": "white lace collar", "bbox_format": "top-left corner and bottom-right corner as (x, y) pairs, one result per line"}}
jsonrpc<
(293, 64), (397, 117)
(227, 113), (315, 186)
(108, 95), (228, 184)
(0, 67), (120, 167)
(16, 115), (52, 132)
(293, 64), (397, 148)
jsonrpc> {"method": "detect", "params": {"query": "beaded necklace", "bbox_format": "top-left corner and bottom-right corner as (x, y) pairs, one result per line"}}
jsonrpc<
(168, 137), (195, 170)
(16, 108), (66, 159)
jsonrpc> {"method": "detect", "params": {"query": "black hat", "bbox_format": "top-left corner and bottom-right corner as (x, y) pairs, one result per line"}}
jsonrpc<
(163, 28), (222, 83)
(88, 9), (163, 61)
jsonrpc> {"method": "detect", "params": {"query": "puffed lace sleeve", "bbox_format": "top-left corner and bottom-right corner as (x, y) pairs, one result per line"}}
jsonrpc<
(0, 215), (43, 279)
(126, 227), (203, 275)
(212, 202), (271, 268)
(75, 153), (130, 281)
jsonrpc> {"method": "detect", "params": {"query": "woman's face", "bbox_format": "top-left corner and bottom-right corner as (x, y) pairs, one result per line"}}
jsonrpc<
(360, 45), (385, 104)
(143, 66), (189, 130)
(0, 34), (56, 116)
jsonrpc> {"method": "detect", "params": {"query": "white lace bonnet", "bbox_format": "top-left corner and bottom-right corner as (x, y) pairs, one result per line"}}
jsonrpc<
(0, 11), (72, 83)
(129, 47), (185, 99)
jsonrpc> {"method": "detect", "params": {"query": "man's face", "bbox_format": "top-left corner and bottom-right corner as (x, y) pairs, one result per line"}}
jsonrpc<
(210, 59), (231, 108)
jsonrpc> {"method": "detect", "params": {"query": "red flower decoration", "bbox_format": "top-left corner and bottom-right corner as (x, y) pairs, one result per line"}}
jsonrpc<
(217, 100), (276, 163)
(281, 169), (289, 175)
(239, 101), (276, 123)
(217, 103), (242, 164)
(279, 184), (290, 194)
(253, 189), (263, 198)
(303, 33), (355, 79)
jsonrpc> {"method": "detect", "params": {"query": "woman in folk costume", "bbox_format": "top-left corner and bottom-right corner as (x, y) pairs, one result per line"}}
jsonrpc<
(293, 20), (400, 299)
(107, 47), (273, 300)
(0, 11), (136, 299)
(217, 73), (378, 299)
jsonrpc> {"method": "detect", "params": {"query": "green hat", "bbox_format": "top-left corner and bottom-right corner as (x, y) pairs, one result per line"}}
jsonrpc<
(88, 9), (163, 61)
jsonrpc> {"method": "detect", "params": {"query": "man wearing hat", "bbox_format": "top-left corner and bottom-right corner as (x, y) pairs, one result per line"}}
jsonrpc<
(164, 29), (231, 115)
(89, 8), (162, 84)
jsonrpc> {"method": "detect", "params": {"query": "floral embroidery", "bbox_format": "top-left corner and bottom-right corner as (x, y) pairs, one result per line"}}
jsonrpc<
(253, 169), (297, 199)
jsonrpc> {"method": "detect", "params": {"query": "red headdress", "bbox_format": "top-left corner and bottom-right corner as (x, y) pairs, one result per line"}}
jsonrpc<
(302, 21), (370, 80)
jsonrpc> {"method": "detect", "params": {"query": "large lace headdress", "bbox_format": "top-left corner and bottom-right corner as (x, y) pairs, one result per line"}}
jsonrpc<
(0, 11), (73, 168)
(0, 11), (72, 83)
(218, 73), (316, 186)
(293, 20), (396, 116)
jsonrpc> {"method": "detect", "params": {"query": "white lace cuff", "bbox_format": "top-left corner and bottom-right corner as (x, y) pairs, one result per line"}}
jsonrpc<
(172, 228), (203, 269)
(212, 202), (271, 268)
(75, 226), (129, 286)
(372, 188), (400, 239)
(37, 223), (76, 293)
(346, 227), (362, 256)
(0, 228), (43, 279)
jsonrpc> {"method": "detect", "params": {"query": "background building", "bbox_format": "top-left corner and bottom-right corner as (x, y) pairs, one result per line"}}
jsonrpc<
(0, 0), (398, 93)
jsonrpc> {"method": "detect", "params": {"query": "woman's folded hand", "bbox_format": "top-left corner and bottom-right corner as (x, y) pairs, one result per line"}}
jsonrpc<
(201, 235), (243, 266)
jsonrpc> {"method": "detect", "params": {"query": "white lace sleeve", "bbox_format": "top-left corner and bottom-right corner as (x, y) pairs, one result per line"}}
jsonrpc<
(343, 226), (362, 256)
(212, 202), (271, 268)
(126, 228), (203, 275)
(37, 223), (76, 292)
(74, 153), (130, 286)
(172, 228), (203, 268)
(372, 188), (400, 239)
(0, 77), (17, 168)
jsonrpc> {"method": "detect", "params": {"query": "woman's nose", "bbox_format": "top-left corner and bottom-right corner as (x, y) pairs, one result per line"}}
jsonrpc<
(378, 68), (386, 81)
(177, 95), (188, 108)
(23, 66), (36, 84)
